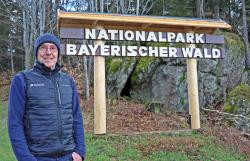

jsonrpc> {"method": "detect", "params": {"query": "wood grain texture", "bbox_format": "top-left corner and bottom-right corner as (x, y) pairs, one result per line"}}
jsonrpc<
(58, 11), (231, 34)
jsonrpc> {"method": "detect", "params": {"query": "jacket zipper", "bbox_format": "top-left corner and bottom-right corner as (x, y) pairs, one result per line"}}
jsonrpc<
(52, 75), (63, 152)
(56, 81), (62, 105)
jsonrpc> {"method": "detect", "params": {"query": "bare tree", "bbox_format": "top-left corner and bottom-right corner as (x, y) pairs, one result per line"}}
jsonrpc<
(100, 0), (104, 12)
(141, 0), (158, 15)
(83, 56), (90, 101)
(30, 0), (37, 42)
(9, 33), (14, 73)
(15, 0), (60, 69)
(213, 0), (219, 19)
(0, 0), (20, 72)
(95, 0), (98, 12)
(120, 0), (125, 13)
(22, 7), (31, 70)
(136, 0), (140, 15)
(116, 0), (119, 13)
(17, 0), (38, 69)
(89, 0), (95, 12)
(196, 0), (205, 18)
(79, 1), (92, 101)
(242, 0), (250, 69)
(116, 0), (158, 15)
(39, 0), (45, 35)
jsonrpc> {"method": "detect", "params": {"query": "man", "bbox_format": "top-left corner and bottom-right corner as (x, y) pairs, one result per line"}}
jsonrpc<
(8, 33), (86, 161)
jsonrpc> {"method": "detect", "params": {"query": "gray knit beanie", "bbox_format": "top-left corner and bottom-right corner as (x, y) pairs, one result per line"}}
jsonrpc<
(34, 33), (60, 58)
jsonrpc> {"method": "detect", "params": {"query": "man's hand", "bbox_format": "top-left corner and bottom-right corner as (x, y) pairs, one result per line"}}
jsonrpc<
(72, 152), (82, 161)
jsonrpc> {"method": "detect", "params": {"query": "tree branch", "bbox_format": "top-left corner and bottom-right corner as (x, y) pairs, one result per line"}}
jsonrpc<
(201, 107), (250, 120)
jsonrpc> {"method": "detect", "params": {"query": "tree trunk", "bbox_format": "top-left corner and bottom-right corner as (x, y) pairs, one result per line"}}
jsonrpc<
(228, 0), (232, 24)
(136, 0), (140, 15)
(90, 0), (95, 12)
(95, 0), (98, 12)
(213, 0), (219, 19)
(20, 0), (39, 69)
(23, 10), (31, 70)
(39, 0), (45, 35)
(88, 56), (93, 83)
(55, 0), (61, 34)
(196, 0), (204, 18)
(10, 51), (14, 74)
(242, 0), (250, 69)
(10, 34), (14, 74)
(106, 0), (109, 12)
(100, 0), (104, 12)
(142, 0), (150, 15)
(116, 0), (119, 13)
(30, 0), (37, 48)
(120, 0), (125, 14)
(47, 0), (54, 33)
(83, 56), (90, 101)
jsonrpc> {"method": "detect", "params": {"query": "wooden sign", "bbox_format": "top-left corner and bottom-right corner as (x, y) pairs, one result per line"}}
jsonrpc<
(57, 11), (232, 133)
(60, 28), (225, 59)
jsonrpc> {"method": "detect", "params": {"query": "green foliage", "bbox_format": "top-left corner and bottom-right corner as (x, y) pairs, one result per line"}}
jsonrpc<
(131, 57), (156, 83)
(149, 0), (194, 17)
(178, 71), (186, 84)
(146, 41), (169, 47)
(224, 84), (250, 113)
(229, 84), (250, 99)
(146, 41), (186, 48)
(106, 57), (134, 74)
(223, 32), (244, 57)
(224, 103), (238, 113)
(106, 58), (123, 73)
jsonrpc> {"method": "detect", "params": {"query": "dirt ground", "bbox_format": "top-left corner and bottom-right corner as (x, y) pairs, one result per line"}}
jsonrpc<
(83, 96), (189, 133)
(82, 96), (250, 156)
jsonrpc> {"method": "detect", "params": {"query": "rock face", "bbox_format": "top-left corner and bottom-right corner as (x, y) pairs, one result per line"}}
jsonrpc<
(106, 32), (249, 114)
(130, 58), (189, 112)
(224, 84), (250, 133)
(106, 57), (137, 98)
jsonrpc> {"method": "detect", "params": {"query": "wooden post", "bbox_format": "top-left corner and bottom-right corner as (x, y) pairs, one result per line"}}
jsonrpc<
(186, 29), (200, 129)
(94, 25), (106, 134)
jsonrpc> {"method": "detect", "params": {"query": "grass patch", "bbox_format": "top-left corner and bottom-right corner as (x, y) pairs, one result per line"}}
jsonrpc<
(150, 151), (189, 161)
(0, 102), (16, 161)
(0, 101), (248, 161)
(84, 132), (248, 161)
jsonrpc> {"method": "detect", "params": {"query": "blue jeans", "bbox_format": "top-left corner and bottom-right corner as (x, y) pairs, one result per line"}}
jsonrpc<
(35, 153), (72, 161)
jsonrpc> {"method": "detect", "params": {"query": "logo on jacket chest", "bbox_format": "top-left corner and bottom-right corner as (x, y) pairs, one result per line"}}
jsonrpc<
(62, 84), (70, 87)
(30, 83), (45, 87)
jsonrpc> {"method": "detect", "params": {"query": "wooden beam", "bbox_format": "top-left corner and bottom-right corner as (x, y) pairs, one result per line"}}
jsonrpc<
(186, 28), (200, 129)
(94, 25), (106, 135)
(58, 11), (231, 34)
(187, 57), (200, 129)
(141, 23), (152, 30)
(92, 20), (98, 27)
(58, 24), (217, 34)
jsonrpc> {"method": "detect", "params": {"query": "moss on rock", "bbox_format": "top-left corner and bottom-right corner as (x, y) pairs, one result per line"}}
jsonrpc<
(224, 84), (250, 113)
(106, 58), (123, 73)
(223, 32), (244, 56)
(131, 57), (156, 82)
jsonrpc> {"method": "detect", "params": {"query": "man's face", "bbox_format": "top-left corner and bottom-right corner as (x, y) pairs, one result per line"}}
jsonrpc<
(37, 43), (58, 68)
